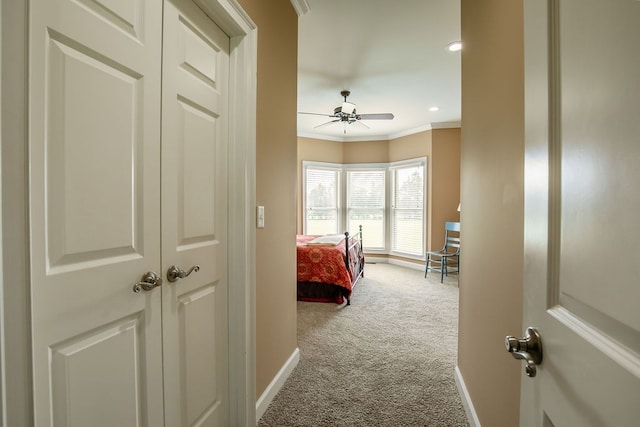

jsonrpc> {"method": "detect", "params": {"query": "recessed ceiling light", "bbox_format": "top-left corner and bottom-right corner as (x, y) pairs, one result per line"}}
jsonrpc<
(447, 41), (462, 52)
(429, 106), (440, 112)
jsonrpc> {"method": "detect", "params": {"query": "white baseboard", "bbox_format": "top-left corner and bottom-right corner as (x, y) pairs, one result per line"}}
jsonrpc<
(366, 256), (425, 272)
(255, 347), (300, 422)
(388, 258), (424, 271)
(364, 256), (388, 264)
(455, 365), (481, 427)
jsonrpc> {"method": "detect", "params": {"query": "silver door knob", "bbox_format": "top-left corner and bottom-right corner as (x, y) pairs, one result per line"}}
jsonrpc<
(505, 327), (543, 377)
(132, 271), (163, 293)
(167, 265), (200, 282)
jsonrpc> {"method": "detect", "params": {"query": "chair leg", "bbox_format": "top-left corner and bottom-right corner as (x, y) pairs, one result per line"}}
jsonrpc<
(424, 254), (430, 278)
(440, 257), (445, 283)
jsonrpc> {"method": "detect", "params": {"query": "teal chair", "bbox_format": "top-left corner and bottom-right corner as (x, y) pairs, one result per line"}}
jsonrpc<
(425, 221), (460, 283)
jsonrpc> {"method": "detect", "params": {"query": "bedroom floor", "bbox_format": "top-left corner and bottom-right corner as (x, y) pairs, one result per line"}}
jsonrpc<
(258, 263), (468, 427)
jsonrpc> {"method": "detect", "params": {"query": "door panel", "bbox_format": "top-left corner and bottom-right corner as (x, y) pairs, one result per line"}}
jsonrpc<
(46, 35), (143, 268)
(161, 1), (230, 425)
(77, 0), (144, 38)
(179, 285), (222, 425)
(29, 0), (163, 425)
(179, 102), (218, 243)
(50, 315), (143, 426)
(522, 0), (640, 425)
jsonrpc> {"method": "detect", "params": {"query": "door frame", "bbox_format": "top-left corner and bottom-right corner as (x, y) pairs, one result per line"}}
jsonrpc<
(0, 0), (257, 425)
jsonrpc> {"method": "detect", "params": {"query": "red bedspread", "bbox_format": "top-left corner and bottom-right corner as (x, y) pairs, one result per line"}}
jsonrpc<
(296, 235), (353, 292)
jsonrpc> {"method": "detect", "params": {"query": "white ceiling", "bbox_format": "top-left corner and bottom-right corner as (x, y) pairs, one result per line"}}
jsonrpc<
(296, 0), (461, 142)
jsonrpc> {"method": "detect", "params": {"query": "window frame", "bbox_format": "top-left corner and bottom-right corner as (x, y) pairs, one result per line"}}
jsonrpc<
(302, 161), (343, 235)
(302, 157), (427, 260)
(389, 158), (427, 258)
(345, 165), (387, 251)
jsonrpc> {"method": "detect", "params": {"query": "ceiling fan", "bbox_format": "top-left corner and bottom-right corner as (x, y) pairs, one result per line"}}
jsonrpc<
(298, 90), (395, 134)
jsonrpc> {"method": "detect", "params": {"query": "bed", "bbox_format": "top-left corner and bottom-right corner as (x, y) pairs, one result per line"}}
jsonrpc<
(296, 226), (365, 305)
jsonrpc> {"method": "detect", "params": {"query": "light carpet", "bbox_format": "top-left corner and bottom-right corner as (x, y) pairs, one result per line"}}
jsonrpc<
(258, 262), (469, 427)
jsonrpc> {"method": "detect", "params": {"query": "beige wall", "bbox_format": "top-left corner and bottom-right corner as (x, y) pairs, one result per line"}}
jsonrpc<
(236, 0), (298, 399)
(431, 128), (461, 252)
(388, 131), (430, 162)
(298, 136), (345, 164)
(343, 139), (388, 164)
(459, 0), (524, 426)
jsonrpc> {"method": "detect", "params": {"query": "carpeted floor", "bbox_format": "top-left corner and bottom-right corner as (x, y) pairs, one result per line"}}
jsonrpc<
(258, 263), (469, 427)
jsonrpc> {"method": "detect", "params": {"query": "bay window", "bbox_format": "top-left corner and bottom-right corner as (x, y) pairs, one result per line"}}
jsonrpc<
(303, 157), (426, 259)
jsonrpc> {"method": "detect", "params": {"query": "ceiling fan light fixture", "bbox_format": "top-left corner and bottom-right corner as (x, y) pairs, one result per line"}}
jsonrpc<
(429, 106), (440, 112)
(342, 102), (356, 115)
(299, 90), (394, 135)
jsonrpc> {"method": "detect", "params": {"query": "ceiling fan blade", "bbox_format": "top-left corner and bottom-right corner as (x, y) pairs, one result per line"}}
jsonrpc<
(314, 119), (340, 129)
(298, 112), (335, 117)
(351, 120), (370, 129)
(357, 113), (395, 120)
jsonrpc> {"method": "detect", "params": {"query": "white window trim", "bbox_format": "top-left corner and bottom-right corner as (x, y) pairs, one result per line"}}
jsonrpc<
(302, 161), (343, 234)
(302, 158), (427, 260)
(346, 166), (387, 251)
(389, 158), (427, 259)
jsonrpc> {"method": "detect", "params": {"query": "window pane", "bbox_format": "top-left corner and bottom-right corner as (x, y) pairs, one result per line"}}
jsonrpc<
(391, 164), (424, 256)
(305, 168), (339, 234)
(348, 170), (385, 249)
(307, 209), (338, 235)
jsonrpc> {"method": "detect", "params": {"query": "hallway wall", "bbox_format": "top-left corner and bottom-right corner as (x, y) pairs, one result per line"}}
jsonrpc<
(236, 0), (299, 399)
(458, 0), (524, 425)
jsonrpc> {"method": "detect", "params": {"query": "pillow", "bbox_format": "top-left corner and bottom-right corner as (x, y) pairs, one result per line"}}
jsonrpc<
(306, 234), (344, 246)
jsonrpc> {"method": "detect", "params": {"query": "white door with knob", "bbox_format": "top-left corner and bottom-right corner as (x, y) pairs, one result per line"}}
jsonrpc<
(28, 0), (230, 425)
(161, 0), (230, 425)
(521, 0), (640, 425)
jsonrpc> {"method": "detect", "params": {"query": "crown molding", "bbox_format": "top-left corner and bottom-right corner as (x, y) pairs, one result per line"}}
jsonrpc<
(290, 0), (310, 16)
(431, 121), (462, 129)
(297, 131), (349, 142)
(298, 121), (462, 143)
(388, 124), (433, 140)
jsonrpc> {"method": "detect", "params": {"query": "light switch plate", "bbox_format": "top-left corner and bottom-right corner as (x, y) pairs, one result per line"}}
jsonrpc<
(257, 205), (265, 228)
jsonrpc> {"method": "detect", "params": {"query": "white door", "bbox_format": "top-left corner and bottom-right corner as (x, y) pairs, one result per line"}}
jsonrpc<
(161, 0), (230, 425)
(29, 0), (230, 425)
(29, 0), (164, 425)
(521, 0), (640, 425)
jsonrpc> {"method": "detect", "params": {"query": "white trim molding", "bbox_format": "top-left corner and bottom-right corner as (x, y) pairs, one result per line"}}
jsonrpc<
(290, 0), (311, 16)
(364, 257), (425, 272)
(1, 1), (32, 424)
(196, 1), (258, 425)
(389, 258), (424, 271)
(256, 348), (300, 422)
(455, 365), (482, 427)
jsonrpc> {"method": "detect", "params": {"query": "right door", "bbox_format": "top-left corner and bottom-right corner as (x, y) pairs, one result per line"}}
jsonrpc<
(522, 0), (640, 425)
(161, 0), (230, 425)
